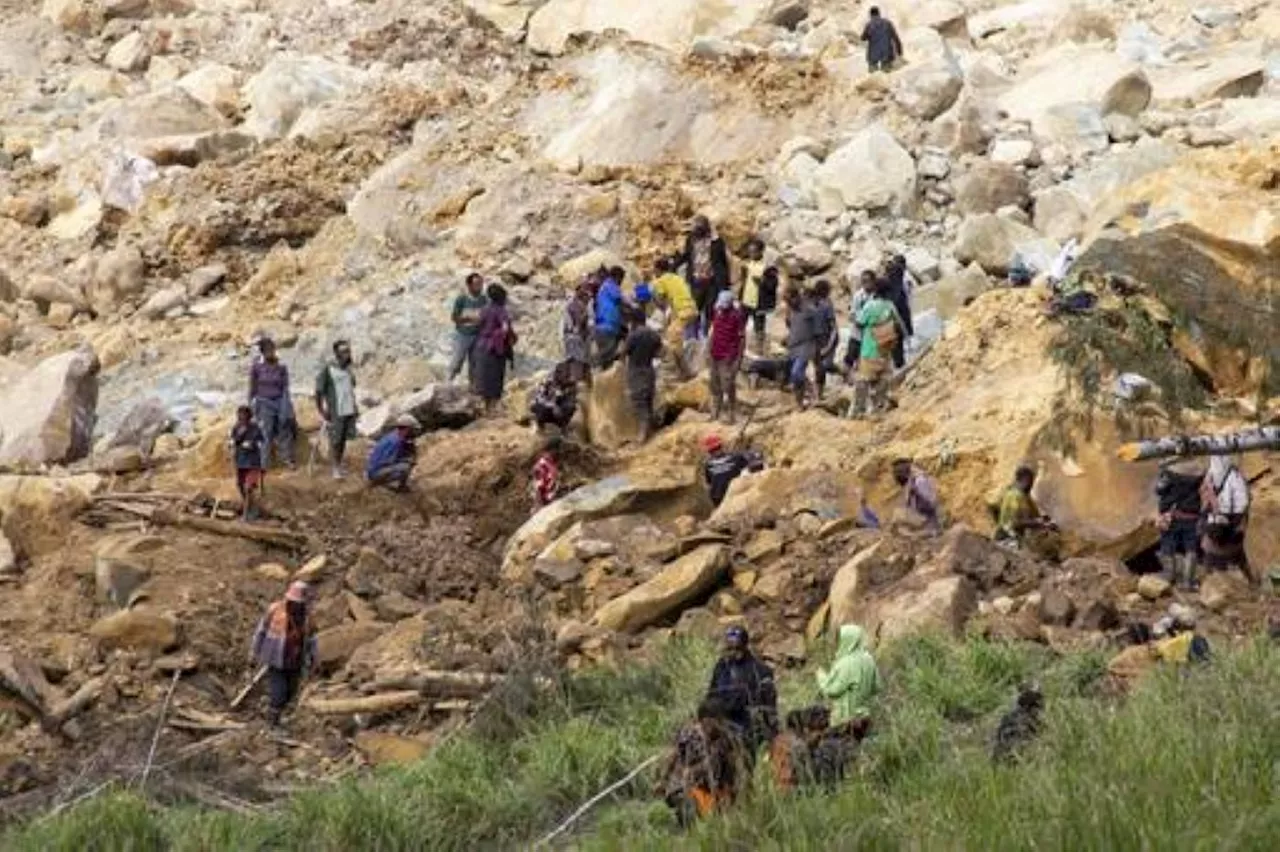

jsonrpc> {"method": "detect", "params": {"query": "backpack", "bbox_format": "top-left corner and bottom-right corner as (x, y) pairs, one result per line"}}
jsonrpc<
(871, 319), (899, 350)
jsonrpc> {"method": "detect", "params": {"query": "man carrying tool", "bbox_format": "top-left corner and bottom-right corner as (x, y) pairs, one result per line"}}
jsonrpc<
(250, 580), (318, 727)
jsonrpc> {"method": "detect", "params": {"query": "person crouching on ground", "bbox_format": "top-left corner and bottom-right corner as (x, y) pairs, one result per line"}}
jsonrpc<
(230, 404), (266, 521)
(365, 414), (419, 492)
(530, 361), (579, 434)
(892, 457), (942, 534)
(708, 290), (747, 424)
(250, 580), (318, 727)
(658, 695), (745, 827)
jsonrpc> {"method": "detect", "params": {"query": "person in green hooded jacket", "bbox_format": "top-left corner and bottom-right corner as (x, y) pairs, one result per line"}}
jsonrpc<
(816, 624), (880, 732)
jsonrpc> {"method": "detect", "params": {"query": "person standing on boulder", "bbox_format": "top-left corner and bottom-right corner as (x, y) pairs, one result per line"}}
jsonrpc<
(594, 267), (626, 370)
(682, 215), (731, 333)
(785, 287), (819, 409)
(708, 291), (747, 424)
(448, 273), (488, 390)
(250, 580), (318, 728)
(862, 6), (903, 72)
(654, 255), (700, 379)
(314, 340), (359, 480)
(249, 337), (295, 469)
(475, 284), (517, 414)
(621, 305), (664, 443)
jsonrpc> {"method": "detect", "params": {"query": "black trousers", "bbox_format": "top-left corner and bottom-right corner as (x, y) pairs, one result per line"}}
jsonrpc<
(268, 667), (302, 720)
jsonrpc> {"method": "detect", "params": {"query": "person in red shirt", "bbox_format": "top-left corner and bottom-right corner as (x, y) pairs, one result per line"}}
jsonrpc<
(708, 291), (748, 423)
(531, 437), (562, 511)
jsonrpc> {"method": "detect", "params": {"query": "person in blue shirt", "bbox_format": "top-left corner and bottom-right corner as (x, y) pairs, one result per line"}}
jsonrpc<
(594, 266), (626, 369)
(365, 415), (419, 492)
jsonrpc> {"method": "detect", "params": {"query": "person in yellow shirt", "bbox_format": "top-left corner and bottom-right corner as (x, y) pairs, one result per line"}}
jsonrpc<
(653, 256), (700, 380)
(737, 238), (777, 355)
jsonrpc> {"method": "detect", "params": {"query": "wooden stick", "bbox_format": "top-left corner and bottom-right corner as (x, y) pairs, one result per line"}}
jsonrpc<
(140, 670), (181, 789)
(533, 754), (662, 848)
(46, 677), (106, 726)
(229, 666), (267, 710)
(306, 691), (424, 716)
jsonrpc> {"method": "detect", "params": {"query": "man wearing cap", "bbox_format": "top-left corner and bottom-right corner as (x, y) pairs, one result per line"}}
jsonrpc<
(705, 626), (778, 752)
(250, 580), (318, 727)
(365, 415), (419, 492)
(703, 434), (751, 508)
(249, 337), (295, 469)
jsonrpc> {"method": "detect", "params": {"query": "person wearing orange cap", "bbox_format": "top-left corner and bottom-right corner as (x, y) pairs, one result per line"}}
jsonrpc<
(250, 580), (318, 727)
(702, 434), (751, 508)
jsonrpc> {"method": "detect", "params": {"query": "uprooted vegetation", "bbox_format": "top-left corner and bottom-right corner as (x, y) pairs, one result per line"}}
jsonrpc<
(9, 634), (1280, 850)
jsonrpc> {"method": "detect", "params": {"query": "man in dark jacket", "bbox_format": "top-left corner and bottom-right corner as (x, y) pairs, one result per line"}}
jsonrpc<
(705, 626), (778, 752)
(862, 7), (904, 72)
(682, 215), (731, 331)
(1155, 460), (1204, 590)
(884, 255), (914, 369)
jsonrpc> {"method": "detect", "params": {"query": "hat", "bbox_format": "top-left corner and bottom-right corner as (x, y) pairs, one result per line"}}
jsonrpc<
(702, 434), (724, 453)
(634, 284), (653, 303)
(285, 581), (310, 603)
(393, 414), (421, 431)
(725, 625), (749, 646)
(715, 290), (734, 310)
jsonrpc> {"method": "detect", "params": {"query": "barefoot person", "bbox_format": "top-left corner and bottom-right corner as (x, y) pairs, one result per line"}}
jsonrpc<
(231, 404), (266, 521)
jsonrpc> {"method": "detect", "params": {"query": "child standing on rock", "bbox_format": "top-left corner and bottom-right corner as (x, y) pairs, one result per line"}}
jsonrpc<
(231, 404), (266, 521)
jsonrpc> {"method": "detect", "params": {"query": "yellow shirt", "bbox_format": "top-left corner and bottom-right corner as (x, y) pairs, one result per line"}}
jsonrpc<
(654, 273), (697, 320)
(740, 260), (765, 310)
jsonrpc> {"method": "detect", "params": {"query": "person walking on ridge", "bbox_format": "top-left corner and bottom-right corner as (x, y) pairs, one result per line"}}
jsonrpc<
(862, 6), (903, 72)
(314, 340), (359, 480)
(249, 337), (295, 469)
(448, 272), (488, 389)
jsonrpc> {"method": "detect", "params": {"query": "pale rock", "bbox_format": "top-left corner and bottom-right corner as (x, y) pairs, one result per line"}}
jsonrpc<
(356, 384), (480, 437)
(41, 0), (102, 33)
(791, 238), (833, 273)
(953, 214), (1054, 275)
(105, 31), (150, 72)
(0, 533), (16, 576)
(145, 55), (187, 87)
(137, 285), (188, 320)
(93, 533), (165, 606)
(527, 0), (773, 55)
(916, 148), (951, 180)
(906, 0), (967, 36)
(186, 263), (228, 298)
(1032, 186), (1088, 243)
(105, 397), (171, 453)
(89, 609), (178, 653)
(315, 622), (387, 669)
(767, 0), (809, 30)
(95, 87), (228, 141)
(876, 576), (978, 641)
(67, 69), (129, 101)
(1104, 113), (1143, 143)
(464, 0), (537, 38)
(46, 303), (76, 330)
(913, 262), (989, 319)
(998, 45), (1151, 146)
(954, 161), (1029, 216)
(1148, 45), (1266, 106)
(1187, 127), (1233, 148)
(103, 0), (150, 17)
(989, 138), (1036, 166)
(967, 0), (1067, 39)
(242, 55), (367, 141)
(779, 152), (820, 207)
(710, 467), (865, 532)
(1137, 574), (1171, 600)
(177, 64), (243, 116)
(88, 244), (145, 315)
(903, 247), (940, 282)
(0, 345), (99, 466)
(890, 28), (963, 120)
(592, 545), (729, 633)
(23, 274), (88, 314)
(504, 467), (700, 581)
(811, 124), (916, 214)
(1215, 97), (1280, 140)
(256, 562), (290, 581)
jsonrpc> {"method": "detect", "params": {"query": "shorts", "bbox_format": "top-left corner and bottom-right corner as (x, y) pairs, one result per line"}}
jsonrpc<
(237, 468), (264, 496)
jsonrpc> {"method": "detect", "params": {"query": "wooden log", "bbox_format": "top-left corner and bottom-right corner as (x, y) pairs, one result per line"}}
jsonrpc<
(306, 691), (423, 716)
(1117, 427), (1280, 462)
(45, 677), (106, 726)
(365, 670), (504, 698)
(153, 509), (305, 550)
(229, 666), (267, 709)
(0, 650), (54, 716)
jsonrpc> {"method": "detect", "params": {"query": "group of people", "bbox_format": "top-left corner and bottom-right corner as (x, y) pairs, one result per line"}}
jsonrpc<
(1154, 455), (1254, 589)
(659, 624), (880, 823)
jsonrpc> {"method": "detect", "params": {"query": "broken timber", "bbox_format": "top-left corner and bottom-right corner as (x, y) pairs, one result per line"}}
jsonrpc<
(1117, 427), (1280, 462)
(85, 496), (304, 549)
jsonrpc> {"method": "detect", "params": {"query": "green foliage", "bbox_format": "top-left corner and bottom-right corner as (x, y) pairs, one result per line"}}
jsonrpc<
(10, 637), (1280, 852)
(1044, 294), (1203, 450)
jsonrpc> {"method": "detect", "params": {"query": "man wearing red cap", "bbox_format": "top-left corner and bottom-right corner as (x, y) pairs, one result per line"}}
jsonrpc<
(702, 434), (752, 508)
(250, 580), (318, 726)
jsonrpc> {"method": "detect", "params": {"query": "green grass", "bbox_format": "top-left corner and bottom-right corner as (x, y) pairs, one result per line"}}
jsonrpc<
(9, 635), (1280, 851)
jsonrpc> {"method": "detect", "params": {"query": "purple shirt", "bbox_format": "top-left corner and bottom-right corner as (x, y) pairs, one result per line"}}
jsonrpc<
(250, 360), (290, 401)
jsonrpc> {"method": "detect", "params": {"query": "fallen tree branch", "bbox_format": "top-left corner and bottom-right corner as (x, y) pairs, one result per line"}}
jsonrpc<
(229, 666), (267, 710)
(140, 670), (182, 790)
(154, 509), (306, 550)
(306, 691), (424, 716)
(365, 670), (505, 698)
(533, 754), (662, 848)
(45, 677), (106, 727)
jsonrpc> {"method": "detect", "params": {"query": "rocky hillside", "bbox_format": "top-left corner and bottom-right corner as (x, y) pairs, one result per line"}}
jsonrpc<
(0, 0), (1277, 822)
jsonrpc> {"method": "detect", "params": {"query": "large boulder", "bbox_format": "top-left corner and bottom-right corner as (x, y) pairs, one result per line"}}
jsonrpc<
(867, 575), (978, 641)
(1147, 44), (1267, 106)
(0, 346), (99, 466)
(1077, 142), (1280, 396)
(709, 467), (866, 532)
(890, 28), (963, 121)
(87, 244), (146, 315)
(591, 545), (729, 632)
(241, 55), (367, 141)
(357, 384), (480, 437)
(464, 0), (538, 37)
(954, 161), (1029, 216)
(93, 533), (167, 607)
(0, 474), (100, 556)
(89, 609), (178, 653)
(527, 0), (773, 55)
(953, 214), (1057, 276)
(1245, 482), (1279, 576)
(94, 87), (229, 142)
(998, 44), (1150, 147)
(176, 63), (243, 116)
(105, 397), (172, 453)
(504, 465), (701, 581)
(811, 124), (916, 214)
